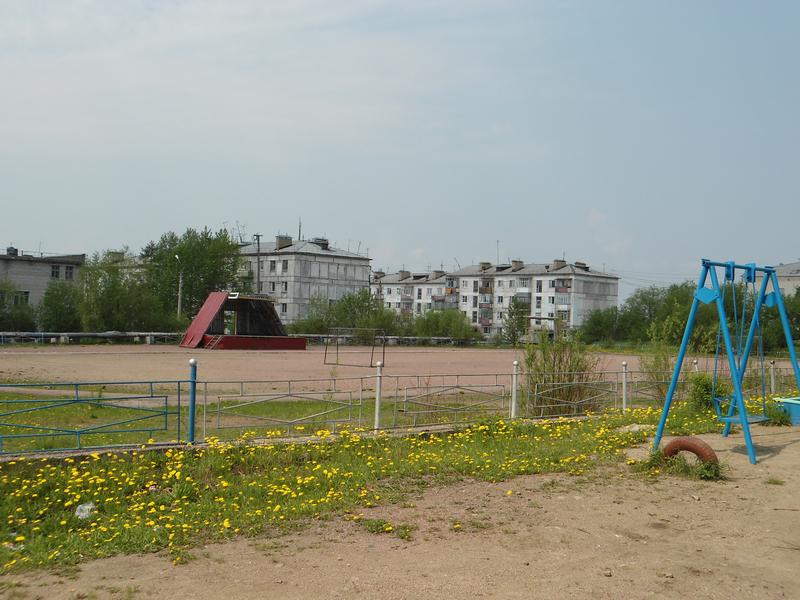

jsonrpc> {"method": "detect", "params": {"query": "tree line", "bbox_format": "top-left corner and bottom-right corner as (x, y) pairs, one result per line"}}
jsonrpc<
(0, 228), (244, 332)
(580, 281), (800, 352)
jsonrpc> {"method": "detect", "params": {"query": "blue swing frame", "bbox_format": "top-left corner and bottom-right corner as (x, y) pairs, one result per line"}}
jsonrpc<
(652, 259), (800, 464)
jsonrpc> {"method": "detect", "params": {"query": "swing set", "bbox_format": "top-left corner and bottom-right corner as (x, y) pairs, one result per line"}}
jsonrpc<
(653, 259), (800, 464)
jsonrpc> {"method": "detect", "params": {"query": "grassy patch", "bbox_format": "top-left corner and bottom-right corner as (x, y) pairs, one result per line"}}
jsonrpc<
(631, 450), (726, 481)
(1, 402), (721, 572)
(765, 477), (785, 486)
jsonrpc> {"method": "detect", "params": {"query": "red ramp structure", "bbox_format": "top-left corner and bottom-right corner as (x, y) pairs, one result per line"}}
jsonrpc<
(179, 292), (306, 350)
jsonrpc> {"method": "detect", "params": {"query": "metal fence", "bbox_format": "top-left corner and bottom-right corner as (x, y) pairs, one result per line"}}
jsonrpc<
(2, 359), (798, 456)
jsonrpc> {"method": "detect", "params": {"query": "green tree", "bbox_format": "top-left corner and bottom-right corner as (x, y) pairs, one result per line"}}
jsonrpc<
(140, 228), (245, 319)
(413, 309), (482, 340)
(502, 298), (529, 346)
(0, 281), (36, 331)
(38, 280), (82, 332)
(79, 250), (178, 331)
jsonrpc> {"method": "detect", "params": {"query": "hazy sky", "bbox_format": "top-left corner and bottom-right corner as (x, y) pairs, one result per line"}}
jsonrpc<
(2, 1), (798, 297)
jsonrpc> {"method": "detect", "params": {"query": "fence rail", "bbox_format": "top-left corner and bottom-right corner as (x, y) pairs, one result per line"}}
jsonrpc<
(1, 359), (798, 456)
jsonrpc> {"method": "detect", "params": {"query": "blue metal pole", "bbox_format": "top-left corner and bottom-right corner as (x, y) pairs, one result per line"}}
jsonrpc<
(188, 359), (198, 444)
(653, 263), (709, 451)
(770, 271), (800, 392)
(722, 270), (770, 437)
(709, 267), (757, 464)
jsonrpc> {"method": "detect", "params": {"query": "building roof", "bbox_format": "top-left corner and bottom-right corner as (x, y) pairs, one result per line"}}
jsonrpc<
(450, 262), (618, 279)
(240, 239), (370, 261)
(775, 261), (800, 276)
(374, 261), (618, 284)
(0, 252), (86, 265)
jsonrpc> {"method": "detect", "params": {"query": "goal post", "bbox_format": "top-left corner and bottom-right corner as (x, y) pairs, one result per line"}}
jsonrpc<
(323, 327), (387, 368)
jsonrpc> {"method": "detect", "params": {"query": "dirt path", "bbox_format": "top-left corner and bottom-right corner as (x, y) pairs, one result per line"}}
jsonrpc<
(3, 426), (798, 600)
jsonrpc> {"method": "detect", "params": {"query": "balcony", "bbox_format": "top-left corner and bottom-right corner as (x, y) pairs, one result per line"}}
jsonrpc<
(478, 302), (493, 309)
(479, 286), (493, 294)
(479, 317), (492, 326)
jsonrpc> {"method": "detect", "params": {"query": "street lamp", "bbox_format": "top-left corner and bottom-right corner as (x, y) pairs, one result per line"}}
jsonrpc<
(175, 254), (183, 319)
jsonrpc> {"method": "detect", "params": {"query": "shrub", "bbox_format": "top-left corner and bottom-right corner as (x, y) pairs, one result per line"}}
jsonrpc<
(687, 372), (730, 413)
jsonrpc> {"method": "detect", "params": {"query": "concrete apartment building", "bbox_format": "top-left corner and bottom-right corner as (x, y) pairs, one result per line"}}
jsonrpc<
(0, 246), (86, 306)
(371, 270), (458, 316)
(239, 235), (371, 324)
(372, 259), (619, 337)
(775, 261), (800, 298)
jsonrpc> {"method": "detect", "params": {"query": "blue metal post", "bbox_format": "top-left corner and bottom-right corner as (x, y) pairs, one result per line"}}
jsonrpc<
(188, 359), (197, 444)
(653, 263), (709, 451)
(770, 271), (800, 391)
(709, 267), (757, 464)
(722, 271), (770, 437)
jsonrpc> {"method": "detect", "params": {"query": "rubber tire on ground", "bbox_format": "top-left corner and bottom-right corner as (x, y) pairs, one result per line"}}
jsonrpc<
(662, 436), (718, 464)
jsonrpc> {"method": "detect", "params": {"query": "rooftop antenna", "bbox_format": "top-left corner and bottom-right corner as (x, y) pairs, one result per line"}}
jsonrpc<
(496, 240), (500, 264)
(298, 217), (302, 241)
(453, 258), (462, 270)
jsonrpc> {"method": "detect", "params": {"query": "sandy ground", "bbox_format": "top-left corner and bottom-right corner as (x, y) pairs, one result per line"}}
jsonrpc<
(2, 426), (798, 600)
(0, 344), (747, 385)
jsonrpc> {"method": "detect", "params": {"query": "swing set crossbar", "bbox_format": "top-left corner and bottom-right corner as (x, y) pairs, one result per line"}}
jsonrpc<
(652, 259), (800, 465)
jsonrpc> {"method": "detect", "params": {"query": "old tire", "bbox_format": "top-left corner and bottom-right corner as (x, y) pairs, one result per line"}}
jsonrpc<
(662, 436), (718, 464)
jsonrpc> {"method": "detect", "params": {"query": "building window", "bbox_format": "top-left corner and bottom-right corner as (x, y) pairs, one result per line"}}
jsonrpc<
(549, 296), (555, 304)
(426, 303), (432, 310)
(535, 319), (541, 325)
(65, 265), (74, 281)
(282, 281), (288, 292)
(386, 302), (391, 309)
(396, 302), (400, 308)
(535, 297), (542, 309)
(416, 304), (421, 313)
(282, 260), (289, 272)
(417, 289), (422, 299)
(461, 295), (467, 304)
(472, 311), (478, 323)
(520, 278), (530, 287)
(269, 261), (276, 273)
(386, 288), (392, 295)
(51, 265), (60, 279)
(497, 312), (504, 321)
(509, 280), (515, 288)
(426, 288), (432, 297)
(483, 327), (490, 334)
(536, 280), (542, 293)
(472, 297), (478, 308)
(549, 280), (556, 288)
(472, 281), (478, 293)
(497, 296), (504, 304)
(13, 291), (30, 306)
(497, 280), (503, 288)
(269, 282), (276, 292)
(280, 303), (287, 314)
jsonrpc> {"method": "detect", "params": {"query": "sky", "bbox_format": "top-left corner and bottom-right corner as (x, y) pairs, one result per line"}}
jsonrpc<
(1, 1), (798, 298)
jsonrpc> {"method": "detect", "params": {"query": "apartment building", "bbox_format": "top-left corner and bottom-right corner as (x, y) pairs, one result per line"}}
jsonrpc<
(373, 259), (619, 338)
(775, 261), (800, 298)
(0, 246), (86, 306)
(371, 270), (458, 316)
(239, 235), (371, 324)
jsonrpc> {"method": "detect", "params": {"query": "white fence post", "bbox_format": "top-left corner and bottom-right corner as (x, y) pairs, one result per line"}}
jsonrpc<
(510, 360), (519, 419)
(770, 360), (776, 395)
(621, 361), (628, 411)
(693, 359), (699, 373)
(374, 361), (383, 431)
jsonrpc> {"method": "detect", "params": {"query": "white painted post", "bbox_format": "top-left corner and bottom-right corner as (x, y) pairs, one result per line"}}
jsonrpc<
(374, 361), (383, 431)
(621, 361), (628, 411)
(692, 359), (699, 373)
(510, 360), (519, 419)
(770, 360), (776, 395)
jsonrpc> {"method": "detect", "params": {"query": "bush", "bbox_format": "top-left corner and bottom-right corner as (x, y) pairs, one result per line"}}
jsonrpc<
(687, 372), (730, 413)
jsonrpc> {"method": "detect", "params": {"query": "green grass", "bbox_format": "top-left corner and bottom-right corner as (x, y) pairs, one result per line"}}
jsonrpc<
(0, 402), (724, 572)
(632, 449), (727, 481)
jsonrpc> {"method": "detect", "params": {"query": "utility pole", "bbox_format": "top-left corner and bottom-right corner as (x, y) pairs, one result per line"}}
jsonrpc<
(175, 255), (183, 319)
(253, 233), (262, 294)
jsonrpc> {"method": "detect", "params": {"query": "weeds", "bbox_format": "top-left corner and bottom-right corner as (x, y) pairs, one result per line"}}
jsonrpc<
(632, 450), (726, 481)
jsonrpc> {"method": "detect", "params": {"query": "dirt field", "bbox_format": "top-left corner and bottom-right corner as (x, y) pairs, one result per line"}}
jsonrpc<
(0, 344), (738, 386)
(2, 426), (798, 599)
